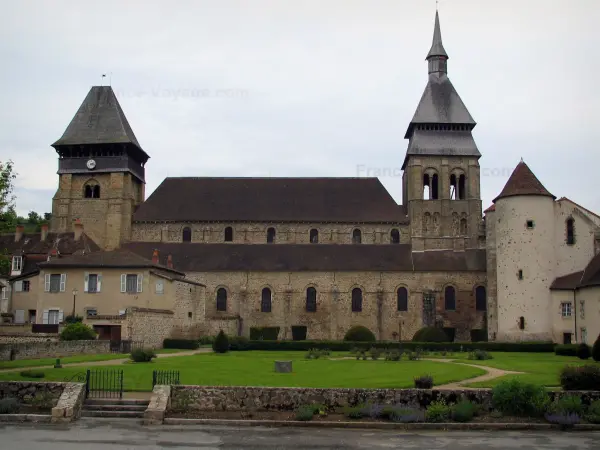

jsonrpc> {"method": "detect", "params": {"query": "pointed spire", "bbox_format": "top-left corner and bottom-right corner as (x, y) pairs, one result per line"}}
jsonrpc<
(493, 161), (556, 203)
(426, 11), (448, 75)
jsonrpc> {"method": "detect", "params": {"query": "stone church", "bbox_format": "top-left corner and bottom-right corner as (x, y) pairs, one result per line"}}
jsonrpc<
(4, 11), (599, 344)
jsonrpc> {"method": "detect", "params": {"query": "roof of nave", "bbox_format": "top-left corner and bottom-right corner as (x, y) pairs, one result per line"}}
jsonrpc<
(122, 242), (487, 273)
(493, 161), (555, 203)
(132, 177), (409, 224)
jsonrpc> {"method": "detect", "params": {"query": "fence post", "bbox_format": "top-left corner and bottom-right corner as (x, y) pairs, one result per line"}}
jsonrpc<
(85, 369), (90, 399)
(119, 370), (123, 399)
(152, 370), (157, 388)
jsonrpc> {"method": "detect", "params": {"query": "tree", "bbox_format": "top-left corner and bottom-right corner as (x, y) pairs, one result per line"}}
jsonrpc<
(593, 335), (600, 362)
(212, 330), (230, 353)
(0, 160), (17, 234)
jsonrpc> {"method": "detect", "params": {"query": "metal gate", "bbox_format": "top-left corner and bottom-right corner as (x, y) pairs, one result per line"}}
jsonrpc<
(152, 370), (180, 388)
(86, 369), (124, 399)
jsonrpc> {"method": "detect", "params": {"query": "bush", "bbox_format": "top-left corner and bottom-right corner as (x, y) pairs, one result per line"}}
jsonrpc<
(369, 347), (382, 360)
(199, 336), (215, 345)
(544, 412), (580, 428)
(64, 315), (83, 324)
(0, 398), (19, 414)
(249, 327), (280, 340)
(295, 405), (315, 421)
(59, 322), (96, 341)
(163, 339), (199, 350)
(384, 350), (402, 361)
(390, 407), (425, 423)
(305, 348), (323, 359)
(212, 330), (230, 353)
(467, 350), (493, 361)
(586, 400), (600, 424)
(19, 370), (45, 378)
(130, 348), (156, 363)
(414, 375), (433, 389)
(451, 400), (477, 423)
(228, 336), (250, 351)
(29, 392), (55, 409)
(560, 365), (600, 390)
(555, 344), (579, 357)
(548, 395), (584, 415)
(492, 379), (549, 417)
(593, 335), (600, 362)
(343, 326), (376, 342)
(412, 327), (450, 343)
(426, 399), (451, 423)
(578, 343), (592, 360)
(343, 404), (366, 419)
(291, 326), (307, 341)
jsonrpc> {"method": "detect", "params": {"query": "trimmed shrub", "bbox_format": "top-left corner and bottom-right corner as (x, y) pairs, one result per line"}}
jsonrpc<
(228, 336), (250, 351)
(64, 315), (83, 324)
(426, 399), (451, 422)
(295, 405), (315, 421)
(369, 347), (382, 360)
(343, 404), (366, 419)
(555, 344), (579, 357)
(249, 327), (280, 340)
(451, 400), (477, 422)
(19, 370), (44, 378)
(199, 336), (215, 345)
(414, 374), (433, 389)
(548, 395), (584, 415)
(130, 348), (156, 363)
(467, 350), (493, 361)
(291, 326), (307, 341)
(212, 330), (230, 353)
(578, 343), (592, 360)
(492, 379), (549, 417)
(586, 400), (600, 424)
(163, 339), (199, 350)
(0, 398), (19, 414)
(343, 326), (376, 342)
(412, 327), (450, 343)
(560, 364), (600, 390)
(593, 335), (600, 362)
(59, 322), (96, 341)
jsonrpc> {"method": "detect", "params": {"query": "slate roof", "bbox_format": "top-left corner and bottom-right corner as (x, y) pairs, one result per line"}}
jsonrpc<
(0, 232), (99, 256)
(427, 11), (448, 59)
(133, 177), (408, 224)
(122, 242), (486, 273)
(52, 86), (145, 154)
(550, 253), (600, 290)
(493, 161), (555, 203)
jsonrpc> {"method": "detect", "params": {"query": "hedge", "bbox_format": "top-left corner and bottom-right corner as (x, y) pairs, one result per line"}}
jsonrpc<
(228, 340), (556, 352)
(163, 338), (200, 350)
(555, 344), (579, 356)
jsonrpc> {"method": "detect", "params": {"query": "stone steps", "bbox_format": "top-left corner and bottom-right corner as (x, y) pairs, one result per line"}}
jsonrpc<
(81, 398), (149, 419)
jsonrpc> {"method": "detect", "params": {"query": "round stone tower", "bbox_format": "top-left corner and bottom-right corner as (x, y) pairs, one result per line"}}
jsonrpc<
(493, 161), (556, 341)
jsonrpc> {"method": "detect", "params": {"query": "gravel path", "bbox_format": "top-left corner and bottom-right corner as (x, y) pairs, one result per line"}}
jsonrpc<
(422, 358), (524, 389)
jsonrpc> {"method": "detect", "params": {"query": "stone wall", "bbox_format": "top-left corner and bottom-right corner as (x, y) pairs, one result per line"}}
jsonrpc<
(51, 382), (86, 423)
(0, 324), (32, 334)
(0, 381), (64, 406)
(0, 333), (58, 344)
(170, 386), (600, 412)
(0, 340), (110, 361)
(126, 307), (174, 348)
(170, 280), (205, 339)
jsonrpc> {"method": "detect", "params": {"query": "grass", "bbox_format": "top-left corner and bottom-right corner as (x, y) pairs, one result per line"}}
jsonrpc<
(0, 348), (188, 370)
(0, 351), (486, 392)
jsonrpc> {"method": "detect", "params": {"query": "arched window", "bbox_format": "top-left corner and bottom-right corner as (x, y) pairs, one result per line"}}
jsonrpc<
(261, 287), (272, 313)
(306, 287), (317, 312)
(352, 229), (362, 244)
(444, 286), (456, 311)
(267, 227), (276, 243)
(216, 288), (227, 312)
(450, 174), (457, 200)
(390, 229), (400, 244)
(309, 229), (319, 244)
(397, 287), (408, 311)
(431, 174), (439, 199)
(458, 174), (466, 200)
(460, 218), (468, 235)
(351, 288), (362, 312)
(475, 286), (486, 311)
(566, 218), (575, 245)
(224, 226), (233, 242)
(84, 183), (100, 199)
(182, 227), (192, 242)
(423, 174), (430, 200)
(423, 171), (439, 200)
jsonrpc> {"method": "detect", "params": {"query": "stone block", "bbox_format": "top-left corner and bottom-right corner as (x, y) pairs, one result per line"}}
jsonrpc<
(274, 361), (292, 373)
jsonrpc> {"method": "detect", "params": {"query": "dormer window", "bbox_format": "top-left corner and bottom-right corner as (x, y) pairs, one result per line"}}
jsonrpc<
(12, 256), (22, 273)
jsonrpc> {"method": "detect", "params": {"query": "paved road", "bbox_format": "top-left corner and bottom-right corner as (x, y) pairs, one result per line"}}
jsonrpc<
(1, 421), (599, 449)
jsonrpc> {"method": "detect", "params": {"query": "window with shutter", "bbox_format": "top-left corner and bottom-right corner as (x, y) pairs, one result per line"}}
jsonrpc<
(97, 274), (102, 292)
(44, 274), (51, 292)
(49, 274), (61, 293)
(14, 281), (22, 292)
(120, 274), (127, 293)
(137, 274), (143, 293)
(126, 274), (137, 293)
(88, 274), (98, 293)
(59, 274), (66, 292)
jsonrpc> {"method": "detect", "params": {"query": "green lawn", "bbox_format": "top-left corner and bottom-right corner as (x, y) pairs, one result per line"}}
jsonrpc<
(0, 351), (486, 391)
(0, 348), (187, 370)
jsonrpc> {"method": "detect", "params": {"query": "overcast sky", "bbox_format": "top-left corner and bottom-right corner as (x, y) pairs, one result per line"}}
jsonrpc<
(1, 0), (598, 217)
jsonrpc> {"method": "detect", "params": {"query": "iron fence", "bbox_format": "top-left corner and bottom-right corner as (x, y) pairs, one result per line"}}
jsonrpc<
(109, 340), (144, 353)
(152, 370), (180, 388)
(86, 369), (124, 399)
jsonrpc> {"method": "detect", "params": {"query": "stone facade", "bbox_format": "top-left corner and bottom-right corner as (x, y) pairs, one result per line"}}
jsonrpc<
(125, 307), (174, 348)
(0, 340), (110, 361)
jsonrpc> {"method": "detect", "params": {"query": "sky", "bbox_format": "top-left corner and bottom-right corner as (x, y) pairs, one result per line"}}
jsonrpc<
(1, 0), (598, 217)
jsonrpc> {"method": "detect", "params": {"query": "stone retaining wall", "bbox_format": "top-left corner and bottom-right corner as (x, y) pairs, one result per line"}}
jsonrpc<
(0, 339), (110, 361)
(51, 383), (86, 423)
(170, 386), (600, 412)
(0, 333), (59, 344)
(0, 381), (64, 406)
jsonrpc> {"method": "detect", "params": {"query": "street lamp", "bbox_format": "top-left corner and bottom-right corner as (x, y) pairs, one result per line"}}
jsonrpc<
(72, 288), (78, 318)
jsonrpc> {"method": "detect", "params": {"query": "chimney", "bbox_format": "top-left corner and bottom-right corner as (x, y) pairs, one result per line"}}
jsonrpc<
(167, 254), (173, 269)
(73, 219), (83, 241)
(40, 223), (49, 241)
(15, 225), (24, 242)
(152, 249), (159, 265)
(47, 247), (58, 261)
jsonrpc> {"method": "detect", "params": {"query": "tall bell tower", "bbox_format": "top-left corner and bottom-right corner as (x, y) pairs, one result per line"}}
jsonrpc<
(402, 11), (482, 251)
(51, 86), (149, 250)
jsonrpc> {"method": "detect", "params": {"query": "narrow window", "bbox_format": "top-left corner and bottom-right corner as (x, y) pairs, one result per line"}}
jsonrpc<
(267, 227), (276, 243)
(566, 218), (575, 245)
(475, 286), (486, 311)
(519, 316), (525, 330)
(84, 184), (100, 198)
(458, 174), (466, 200)
(352, 229), (362, 244)
(12, 256), (22, 272)
(84, 185), (93, 198)
(526, 220), (534, 229)
(351, 288), (362, 312)
(48, 309), (60, 325)
(155, 280), (164, 294)
(182, 227), (192, 242)
(450, 174), (457, 200)
(93, 185), (100, 198)
(224, 226), (233, 242)
(444, 286), (456, 310)
(49, 274), (61, 293)
(22, 280), (30, 292)
(460, 218), (467, 235)
(580, 300), (585, 319)
(306, 287), (317, 312)
(126, 274), (137, 293)
(561, 302), (572, 317)
(563, 333), (572, 345)
(518, 269), (523, 280)
(216, 288), (227, 312)
(310, 229), (319, 244)
(88, 274), (98, 293)
(188, 312), (193, 319)
(397, 287), (408, 311)
(431, 173), (439, 199)
(423, 174), (431, 200)
(261, 287), (272, 313)
(390, 229), (400, 244)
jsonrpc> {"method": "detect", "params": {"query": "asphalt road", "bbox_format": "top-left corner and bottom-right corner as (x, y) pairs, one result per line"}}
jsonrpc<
(1, 421), (600, 449)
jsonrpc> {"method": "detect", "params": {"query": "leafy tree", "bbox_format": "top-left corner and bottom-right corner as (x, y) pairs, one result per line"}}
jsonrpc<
(0, 160), (17, 234)
(59, 322), (97, 341)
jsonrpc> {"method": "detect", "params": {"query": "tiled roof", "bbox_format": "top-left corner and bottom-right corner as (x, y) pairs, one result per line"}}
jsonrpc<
(550, 253), (600, 290)
(133, 177), (408, 224)
(0, 231), (99, 256)
(493, 161), (555, 203)
(550, 271), (584, 290)
(122, 242), (486, 273)
(484, 204), (495, 213)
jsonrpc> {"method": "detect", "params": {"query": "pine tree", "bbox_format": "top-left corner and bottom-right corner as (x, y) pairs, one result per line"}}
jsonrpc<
(212, 330), (230, 354)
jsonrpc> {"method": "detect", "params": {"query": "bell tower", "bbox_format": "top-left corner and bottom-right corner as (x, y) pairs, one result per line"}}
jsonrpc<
(50, 86), (149, 250)
(402, 11), (482, 251)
